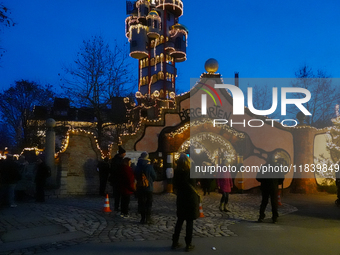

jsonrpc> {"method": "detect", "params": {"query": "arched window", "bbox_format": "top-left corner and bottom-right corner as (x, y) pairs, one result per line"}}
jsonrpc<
(151, 58), (155, 66)
(166, 73), (171, 81)
(158, 71), (164, 80)
(153, 74), (158, 83)
(160, 53), (164, 62)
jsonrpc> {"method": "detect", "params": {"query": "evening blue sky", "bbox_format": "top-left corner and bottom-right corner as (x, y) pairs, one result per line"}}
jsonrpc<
(0, 0), (339, 94)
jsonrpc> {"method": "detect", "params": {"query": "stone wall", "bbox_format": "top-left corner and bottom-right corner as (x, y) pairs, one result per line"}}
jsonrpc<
(58, 132), (102, 195)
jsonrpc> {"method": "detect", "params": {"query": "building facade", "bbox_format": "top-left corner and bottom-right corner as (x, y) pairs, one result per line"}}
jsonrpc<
(26, 1), (337, 196)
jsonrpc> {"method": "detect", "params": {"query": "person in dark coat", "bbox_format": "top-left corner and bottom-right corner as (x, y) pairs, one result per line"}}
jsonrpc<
(256, 156), (285, 223)
(120, 157), (135, 217)
(171, 153), (198, 252)
(109, 146), (126, 212)
(0, 154), (20, 207)
(35, 156), (51, 203)
(16, 155), (29, 201)
(200, 161), (213, 196)
(134, 151), (156, 224)
(97, 157), (110, 196)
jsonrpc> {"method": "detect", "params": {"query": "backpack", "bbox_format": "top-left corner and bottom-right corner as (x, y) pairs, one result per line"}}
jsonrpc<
(137, 167), (149, 188)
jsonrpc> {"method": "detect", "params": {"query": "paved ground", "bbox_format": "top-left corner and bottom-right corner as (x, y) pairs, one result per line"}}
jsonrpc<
(0, 190), (339, 255)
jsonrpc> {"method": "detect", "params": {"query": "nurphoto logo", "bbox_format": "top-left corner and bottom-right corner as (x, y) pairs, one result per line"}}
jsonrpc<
(200, 83), (312, 128)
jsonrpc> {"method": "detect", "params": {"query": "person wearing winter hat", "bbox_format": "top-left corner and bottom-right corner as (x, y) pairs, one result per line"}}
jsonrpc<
(140, 151), (149, 160)
(134, 151), (156, 224)
(109, 146), (126, 212)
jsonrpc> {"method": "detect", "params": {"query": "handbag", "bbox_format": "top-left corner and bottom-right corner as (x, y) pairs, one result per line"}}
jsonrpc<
(188, 183), (201, 219)
(189, 183), (202, 202)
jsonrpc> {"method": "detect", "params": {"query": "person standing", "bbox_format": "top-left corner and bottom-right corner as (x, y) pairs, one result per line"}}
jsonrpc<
(0, 154), (20, 207)
(35, 155), (51, 203)
(200, 161), (212, 196)
(109, 146), (126, 212)
(256, 157), (284, 223)
(120, 157), (135, 217)
(97, 157), (110, 196)
(16, 155), (29, 201)
(171, 154), (198, 252)
(216, 161), (233, 212)
(135, 151), (156, 224)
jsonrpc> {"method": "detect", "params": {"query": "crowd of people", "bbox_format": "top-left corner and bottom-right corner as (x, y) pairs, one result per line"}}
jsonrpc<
(97, 148), (197, 251)
(99, 149), (234, 252)
(0, 153), (50, 207)
(98, 146), (157, 224)
(97, 149), (293, 251)
(102, 149), (195, 251)
(0, 154), (21, 207)
(3, 147), (340, 252)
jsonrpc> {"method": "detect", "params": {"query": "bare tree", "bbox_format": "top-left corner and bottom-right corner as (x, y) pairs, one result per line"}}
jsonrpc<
(243, 83), (280, 120)
(61, 36), (134, 145)
(0, 80), (54, 151)
(0, 121), (12, 150)
(291, 65), (338, 128)
(250, 84), (279, 116)
(0, 4), (14, 29)
(0, 3), (15, 61)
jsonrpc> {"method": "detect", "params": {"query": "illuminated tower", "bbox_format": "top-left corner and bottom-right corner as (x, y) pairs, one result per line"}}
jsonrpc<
(125, 0), (188, 101)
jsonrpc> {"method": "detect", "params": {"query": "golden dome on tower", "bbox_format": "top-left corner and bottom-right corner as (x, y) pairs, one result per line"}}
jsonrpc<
(205, 58), (219, 73)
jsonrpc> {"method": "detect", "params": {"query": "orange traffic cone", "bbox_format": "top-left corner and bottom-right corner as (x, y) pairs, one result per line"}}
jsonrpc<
(199, 202), (205, 218)
(278, 190), (282, 206)
(103, 194), (112, 212)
